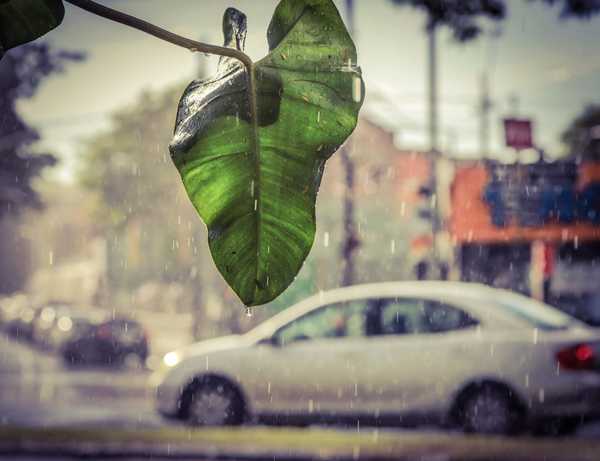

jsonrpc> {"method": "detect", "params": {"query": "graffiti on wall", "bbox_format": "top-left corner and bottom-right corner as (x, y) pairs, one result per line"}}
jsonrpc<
(483, 162), (600, 228)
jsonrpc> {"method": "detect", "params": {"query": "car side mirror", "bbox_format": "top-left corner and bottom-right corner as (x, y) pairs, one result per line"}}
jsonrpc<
(258, 335), (280, 347)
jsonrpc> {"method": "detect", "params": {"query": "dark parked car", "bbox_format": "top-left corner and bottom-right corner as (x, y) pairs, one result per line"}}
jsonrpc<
(31, 303), (74, 349)
(61, 316), (149, 368)
(5, 305), (39, 341)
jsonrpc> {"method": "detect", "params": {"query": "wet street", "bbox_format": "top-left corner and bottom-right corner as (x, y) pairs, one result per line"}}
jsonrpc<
(1, 333), (600, 438)
(0, 335), (163, 429)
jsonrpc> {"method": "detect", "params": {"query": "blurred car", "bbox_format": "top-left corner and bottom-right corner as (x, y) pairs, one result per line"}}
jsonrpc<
(0, 298), (9, 327)
(31, 303), (75, 349)
(155, 281), (600, 434)
(0, 295), (29, 333)
(4, 305), (38, 341)
(48, 310), (107, 352)
(61, 316), (149, 367)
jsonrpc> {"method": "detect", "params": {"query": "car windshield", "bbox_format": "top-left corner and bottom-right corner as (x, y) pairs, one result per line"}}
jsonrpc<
(2, 0), (600, 459)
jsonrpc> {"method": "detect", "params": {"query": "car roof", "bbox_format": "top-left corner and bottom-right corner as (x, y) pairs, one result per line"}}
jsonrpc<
(249, 281), (572, 338)
(250, 282), (490, 336)
(287, 281), (496, 316)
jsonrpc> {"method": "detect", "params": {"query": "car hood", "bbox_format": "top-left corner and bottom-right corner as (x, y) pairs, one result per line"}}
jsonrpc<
(177, 334), (249, 360)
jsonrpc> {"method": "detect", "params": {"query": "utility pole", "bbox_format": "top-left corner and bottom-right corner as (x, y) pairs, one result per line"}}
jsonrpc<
(480, 25), (500, 160)
(479, 72), (492, 159)
(340, 0), (359, 287)
(426, 25), (443, 278)
(428, 26), (439, 154)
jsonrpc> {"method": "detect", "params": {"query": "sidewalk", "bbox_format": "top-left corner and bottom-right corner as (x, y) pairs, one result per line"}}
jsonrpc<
(2, 426), (600, 461)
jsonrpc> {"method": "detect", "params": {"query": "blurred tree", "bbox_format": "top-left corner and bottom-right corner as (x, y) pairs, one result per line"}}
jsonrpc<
(0, 43), (83, 217)
(78, 85), (196, 287)
(77, 80), (252, 338)
(561, 104), (600, 161)
(0, 43), (82, 295)
(536, 0), (600, 19)
(388, 1), (600, 41)
(387, 0), (505, 41)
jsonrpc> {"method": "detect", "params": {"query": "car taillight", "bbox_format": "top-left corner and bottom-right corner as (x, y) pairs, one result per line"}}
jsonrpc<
(557, 343), (598, 371)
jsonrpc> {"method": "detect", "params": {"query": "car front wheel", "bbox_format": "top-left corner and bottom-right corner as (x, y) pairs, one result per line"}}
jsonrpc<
(184, 380), (244, 426)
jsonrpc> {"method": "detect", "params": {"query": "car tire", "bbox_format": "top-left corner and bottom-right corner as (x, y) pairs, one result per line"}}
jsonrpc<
(459, 385), (522, 435)
(62, 351), (82, 367)
(534, 417), (580, 437)
(183, 379), (244, 427)
(122, 352), (145, 370)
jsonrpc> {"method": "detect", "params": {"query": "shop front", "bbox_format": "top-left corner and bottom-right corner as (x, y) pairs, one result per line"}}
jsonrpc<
(450, 160), (600, 322)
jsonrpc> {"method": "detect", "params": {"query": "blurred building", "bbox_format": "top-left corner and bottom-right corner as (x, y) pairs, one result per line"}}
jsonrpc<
(316, 116), (434, 286)
(449, 159), (600, 321)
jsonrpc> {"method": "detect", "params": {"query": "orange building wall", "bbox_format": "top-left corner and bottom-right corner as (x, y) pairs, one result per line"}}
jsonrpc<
(450, 163), (600, 244)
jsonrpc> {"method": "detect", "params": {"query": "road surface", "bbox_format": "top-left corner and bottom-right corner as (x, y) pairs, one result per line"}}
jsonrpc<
(1, 334), (599, 438)
(0, 335), (164, 429)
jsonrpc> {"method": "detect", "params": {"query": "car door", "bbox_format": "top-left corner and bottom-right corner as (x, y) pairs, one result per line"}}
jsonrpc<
(357, 297), (480, 418)
(247, 300), (370, 417)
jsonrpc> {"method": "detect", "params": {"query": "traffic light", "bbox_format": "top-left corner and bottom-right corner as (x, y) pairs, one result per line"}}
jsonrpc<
(416, 182), (436, 222)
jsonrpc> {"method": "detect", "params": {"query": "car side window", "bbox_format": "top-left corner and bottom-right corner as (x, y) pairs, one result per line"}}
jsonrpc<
(378, 298), (478, 335)
(423, 301), (479, 333)
(275, 301), (367, 345)
(379, 298), (426, 335)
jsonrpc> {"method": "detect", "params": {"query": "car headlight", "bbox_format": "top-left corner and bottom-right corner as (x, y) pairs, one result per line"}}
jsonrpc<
(163, 351), (181, 367)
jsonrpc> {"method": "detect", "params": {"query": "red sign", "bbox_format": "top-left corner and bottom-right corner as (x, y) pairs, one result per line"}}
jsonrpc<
(504, 118), (533, 150)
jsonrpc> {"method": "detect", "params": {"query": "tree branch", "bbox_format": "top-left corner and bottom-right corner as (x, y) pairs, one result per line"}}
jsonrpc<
(63, 0), (254, 71)
(63, 0), (258, 141)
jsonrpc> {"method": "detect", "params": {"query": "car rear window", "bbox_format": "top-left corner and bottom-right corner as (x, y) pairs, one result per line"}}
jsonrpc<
(490, 290), (576, 330)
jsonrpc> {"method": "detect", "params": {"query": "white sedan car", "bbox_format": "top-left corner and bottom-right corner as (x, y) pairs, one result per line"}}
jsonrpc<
(154, 282), (600, 434)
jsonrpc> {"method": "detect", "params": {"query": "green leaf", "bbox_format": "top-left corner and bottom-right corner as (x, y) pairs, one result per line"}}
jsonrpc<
(0, 0), (64, 59)
(170, 0), (364, 306)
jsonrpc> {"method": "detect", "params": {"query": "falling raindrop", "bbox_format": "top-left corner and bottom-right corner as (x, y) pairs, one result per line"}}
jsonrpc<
(352, 74), (362, 103)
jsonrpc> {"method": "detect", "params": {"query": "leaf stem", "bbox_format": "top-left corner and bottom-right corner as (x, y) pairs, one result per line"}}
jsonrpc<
(63, 0), (254, 72)
(63, 0), (259, 166)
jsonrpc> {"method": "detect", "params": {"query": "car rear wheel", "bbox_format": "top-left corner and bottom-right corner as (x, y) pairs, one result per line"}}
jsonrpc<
(122, 352), (145, 369)
(459, 385), (522, 435)
(184, 380), (244, 426)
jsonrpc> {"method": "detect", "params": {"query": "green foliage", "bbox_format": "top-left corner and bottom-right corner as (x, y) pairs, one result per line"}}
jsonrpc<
(0, 0), (64, 60)
(388, 0), (505, 41)
(388, 1), (600, 42)
(78, 86), (202, 287)
(536, 0), (600, 19)
(79, 88), (182, 228)
(170, 0), (364, 307)
(0, 43), (81, 218)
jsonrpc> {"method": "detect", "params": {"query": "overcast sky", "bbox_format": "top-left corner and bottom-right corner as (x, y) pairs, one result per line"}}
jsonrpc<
(17, 0), (600, 181)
